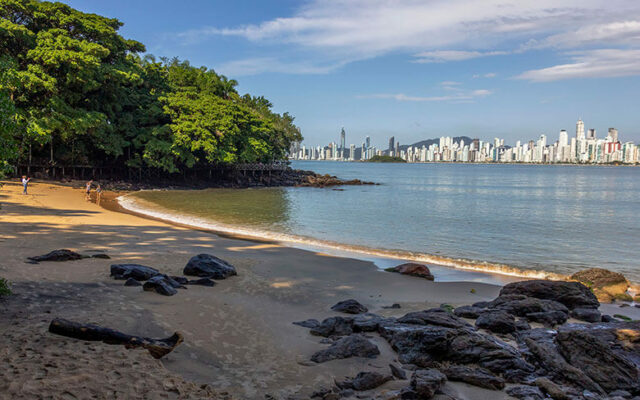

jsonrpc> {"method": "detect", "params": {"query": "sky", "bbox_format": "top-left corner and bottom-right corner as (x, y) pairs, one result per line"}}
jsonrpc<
(63, 0), (640, 148)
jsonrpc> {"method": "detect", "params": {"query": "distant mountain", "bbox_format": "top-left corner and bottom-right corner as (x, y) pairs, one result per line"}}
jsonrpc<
(398, 136), (474, 152)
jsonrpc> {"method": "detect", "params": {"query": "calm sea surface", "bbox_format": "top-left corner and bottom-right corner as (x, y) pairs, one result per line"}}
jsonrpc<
(125, 162), (640, 282)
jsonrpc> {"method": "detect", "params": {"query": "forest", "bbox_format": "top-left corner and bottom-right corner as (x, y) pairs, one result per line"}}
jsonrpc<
(0, 0), (302, 179)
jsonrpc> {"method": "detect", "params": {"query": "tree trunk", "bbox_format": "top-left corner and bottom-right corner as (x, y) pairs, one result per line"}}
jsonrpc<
(48, 318), (183, 359)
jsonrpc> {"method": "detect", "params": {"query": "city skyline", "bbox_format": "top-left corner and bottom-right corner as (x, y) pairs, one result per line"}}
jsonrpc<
(291, 119), (638, 164)
(59, 0), (640, 145)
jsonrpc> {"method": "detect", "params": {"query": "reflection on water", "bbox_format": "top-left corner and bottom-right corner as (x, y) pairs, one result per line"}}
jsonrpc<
(129, 162), (640, 282)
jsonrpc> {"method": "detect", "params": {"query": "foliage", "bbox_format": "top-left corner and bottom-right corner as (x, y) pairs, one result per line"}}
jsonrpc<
(0, 277), (10, 296)
(0, 57), (18, 177)
(367, 155), (406, 163)
(0, 0), (302, 174)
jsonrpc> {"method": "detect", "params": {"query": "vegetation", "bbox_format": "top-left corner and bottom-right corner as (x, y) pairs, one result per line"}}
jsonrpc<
(367, 155), (406, 163)
(0, 0), (302, 176)
(0, 277), (10, 296)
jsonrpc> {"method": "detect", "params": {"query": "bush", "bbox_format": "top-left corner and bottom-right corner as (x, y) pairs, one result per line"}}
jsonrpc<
(0, 277), (11, 296)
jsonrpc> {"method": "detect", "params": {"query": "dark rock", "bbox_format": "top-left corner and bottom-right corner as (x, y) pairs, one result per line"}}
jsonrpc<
(142, 275), (178, 296)
(481, 294), (569, 316)
(397, 308), (472, 329)
(383, 303), (402, 309)
(602, 314), (615, 322)
(348, 371), (392, 391)
(410, 369), (447, 399)
(311, 334), (380, 363)
(441, 365), (505, 390)
(570, 268), (630, 303)
(525, 310), (568, 326)
(187, 278), (216, 287)
(500, 280), (599, 310)
(310, 316), (354, 337)
(331, 299), (368, 314)
(453, 305), (483, 319)
(570, 307), (602, 323)
(390, 364), (407, 380)
(386, 263), (434, 281)
(534, 377), (573, 400)
(28, 249), (84, 262)
(515, 319), (531, 331)
(475, 310), (517, 334)
(171, 276), (189, 285)
(183, 254), (237, 279)
(609, 390), (632, 398)
(352, 314), (394, 332)
(506, 385), (545, 400)
(555, 326), (640, 393)
(90, 253), (110, 259)
(124, 278), (142, 287)
(110, 264), (160, 281)
(293, 319), (320, 329)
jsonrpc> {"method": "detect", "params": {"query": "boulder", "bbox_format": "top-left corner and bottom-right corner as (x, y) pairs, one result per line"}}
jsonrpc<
(110, 264), (160, 281)
(500, 280), (599, 310)
(480, 294), (569, 316)
(183, 254), (237, 279)
(397, 308), (472, 329)
(570, 307), (602, 323)
(345, 371), (392, 391)
(310, 316), (354, 337)
(475, 311), (517, 334)
(142, 275), (179, 296)
(386, 263), (434, 281)
(506, 385), (545, 400)
(331, 299), (368, 314)
(293, 319), (320, 329)
(534, 377), (574, 400)
(170, 276), (189, 285)
(90, 253), (110, 259)
(389, 364), (407, 380)
(410, 369), (447, 399)
(441, 365), (505, 390)
(525, 310), (568, 326)
(124, 278), (142, 287)
(453, 305), (483, 319)
(570, 268), (630, 303)
(28, 249), (85, 262)
(187, 278), (216, 287)
(310, 334), (380, 363)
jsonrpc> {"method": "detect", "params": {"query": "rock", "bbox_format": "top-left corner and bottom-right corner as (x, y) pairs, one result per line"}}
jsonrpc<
(453, 305), (483, 319)
(331, 299), (368, 314)
(506, 385), (545, 400)
(171, 276), (189, 285)
(386, 263), (434, 281)
(570, 268), (630, 303)
(142, 275), (179, 296)
(534, 377), (573, 400)
(352, 314), (394, 332)
(441, 365), (504, 390)
(500, 280), (599, 310)
(570, 307), (602, 323)
(183, 254), (237, 279)
(187, 278), (216, 287)
(555, 326), (640, 393)
(383, 303), (402, 309)
(609, 390), (632, 398)
(124, 278), (142, 287)
(390, 364), (407, 380)
(293, 319), (320, 329)
(28, 249), (85, 262)
(90, 253), (110, 259)
(110, 264), (160, 281)
(480, 294), (569, 316)
(514, 319), (531, 331)
(310, 316), (354, 337)
(397, 308), (472, 329)
(525, 310), (568, 326)
(601, 314), (615, 322)
(348, 371), (392, 391)
(410, 369), (447, 399)
(311, 334), (380, 363)
(475, 311), (517, 334)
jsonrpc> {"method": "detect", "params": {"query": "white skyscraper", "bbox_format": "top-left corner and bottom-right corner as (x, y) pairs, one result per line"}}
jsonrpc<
(576, 119), (585, 140)
(559, 130), (568, 147)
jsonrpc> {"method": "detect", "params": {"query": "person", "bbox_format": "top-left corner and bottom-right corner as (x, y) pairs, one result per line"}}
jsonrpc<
(96, 183), (102, 205)
(21, 176), (31, 195)
(85, 180), (93, 201)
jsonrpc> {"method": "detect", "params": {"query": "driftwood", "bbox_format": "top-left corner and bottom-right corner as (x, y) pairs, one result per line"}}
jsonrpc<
(48, 318), (183, 359)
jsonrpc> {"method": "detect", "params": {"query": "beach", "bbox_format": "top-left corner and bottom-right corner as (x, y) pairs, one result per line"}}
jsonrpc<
(1, 180), (637, 400)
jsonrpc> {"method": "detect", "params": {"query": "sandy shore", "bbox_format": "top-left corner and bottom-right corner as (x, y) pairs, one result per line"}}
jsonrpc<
(5, 180), (631, 399)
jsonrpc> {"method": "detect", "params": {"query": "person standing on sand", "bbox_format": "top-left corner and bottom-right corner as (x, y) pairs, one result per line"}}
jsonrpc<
(96, 183), (102, 205)
(85, 180), (93, 201)
(21, 176), (31, 195)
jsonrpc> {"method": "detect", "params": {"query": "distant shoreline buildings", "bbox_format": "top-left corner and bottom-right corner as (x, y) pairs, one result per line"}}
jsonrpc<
(289, 120), (639, 164)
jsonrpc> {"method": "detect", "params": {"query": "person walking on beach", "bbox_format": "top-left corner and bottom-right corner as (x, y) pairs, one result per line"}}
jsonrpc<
(21, 176), (31, 195)
(95, 183), (102, 205)
(85, 180), (93, 201)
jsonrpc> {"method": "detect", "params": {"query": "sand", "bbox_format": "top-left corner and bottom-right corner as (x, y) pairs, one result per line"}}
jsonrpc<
(0, 180), (544, 399)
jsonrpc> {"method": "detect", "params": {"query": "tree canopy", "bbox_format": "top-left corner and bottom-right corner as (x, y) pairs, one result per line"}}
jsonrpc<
(0, 0), (302, 175)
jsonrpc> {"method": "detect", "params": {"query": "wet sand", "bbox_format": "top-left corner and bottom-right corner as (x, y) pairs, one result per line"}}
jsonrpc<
(0, 180), (529, 399)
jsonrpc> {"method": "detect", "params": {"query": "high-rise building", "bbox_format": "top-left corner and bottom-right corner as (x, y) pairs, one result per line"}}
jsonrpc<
(395, 141), (400, 157)
(608, 128), (619, 142)
(340, 128), (346, 160)
(388, 136), (395, 155)
(559, 130), (568, 147)
(576, 119), (585, 140)
(365, 136), (370, 149)
(587, 129), (596, 140)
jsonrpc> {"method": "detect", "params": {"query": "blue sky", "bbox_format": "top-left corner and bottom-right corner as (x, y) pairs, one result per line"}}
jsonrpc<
(63, 0), (640, 148)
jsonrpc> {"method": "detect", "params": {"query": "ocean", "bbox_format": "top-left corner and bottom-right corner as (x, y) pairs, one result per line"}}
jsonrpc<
(119, 161), (640, 283)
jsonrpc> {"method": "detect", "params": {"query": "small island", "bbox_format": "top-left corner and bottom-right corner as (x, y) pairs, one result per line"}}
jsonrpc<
(366, 155), (407, 163)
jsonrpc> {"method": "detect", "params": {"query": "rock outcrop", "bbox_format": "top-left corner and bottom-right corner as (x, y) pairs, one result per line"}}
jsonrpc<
(570, 268), (631, 303)
(331, 299), (368, 314)
(310, 334), (380, 363)
(28, 249), (85, 262)
(499, 280), (599, 310)
(111, 264), (160, 281)
(183, 254), (237, 279)
(386, 263), (435, 281)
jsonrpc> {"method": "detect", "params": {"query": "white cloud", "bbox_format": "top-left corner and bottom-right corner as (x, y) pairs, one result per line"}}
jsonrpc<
(522, 21), (640, 50)
(358, 88), (492, 102)
(413, 50), (507, 63)
(517, 49), (640, 81)
(484, 73), (497, 78)
(215, 57), (348, 76)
